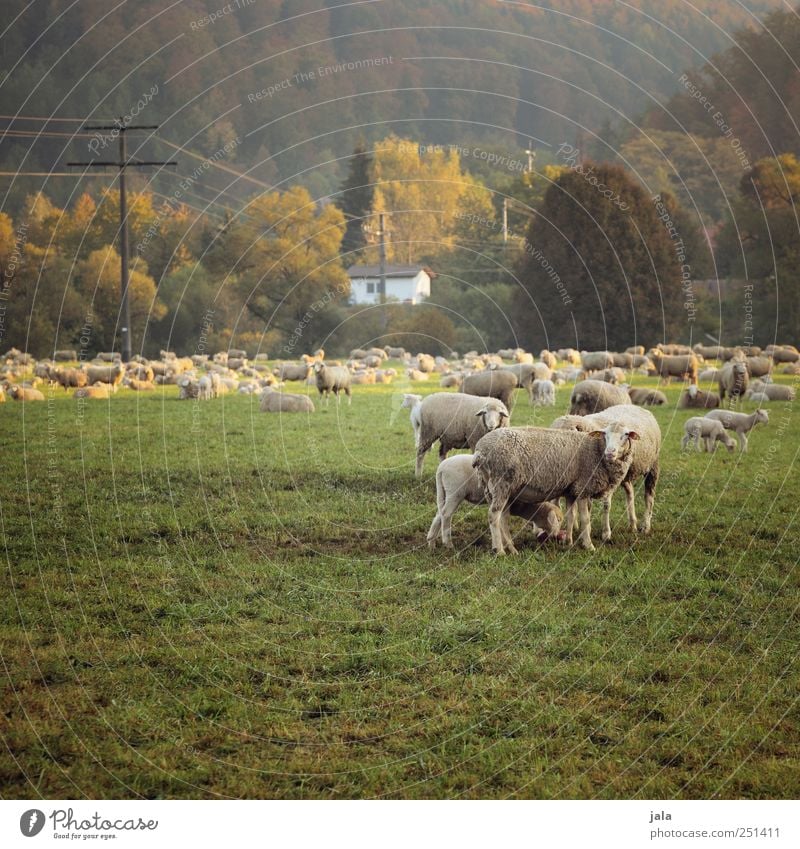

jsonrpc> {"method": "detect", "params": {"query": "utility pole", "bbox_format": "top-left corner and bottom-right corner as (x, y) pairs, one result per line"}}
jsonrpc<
(377, 211), (387, 304)
(524, 139), (536, 173)
(502, 198), (508, 244)
(68, 121), (176, 362)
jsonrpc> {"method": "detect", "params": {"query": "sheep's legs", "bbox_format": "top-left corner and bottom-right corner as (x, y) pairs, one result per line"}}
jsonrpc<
(739, 431), (748, 452)
(488, 492), (510, 555)
(600, 493), (613, 542)
(640, 466), (657, 534)
(563, 496), (576, 546)
(623, 480), (638, 530)
(440, 497), (460, 548)
(498, 507), (518, 555)
(577, 498), (595, 551)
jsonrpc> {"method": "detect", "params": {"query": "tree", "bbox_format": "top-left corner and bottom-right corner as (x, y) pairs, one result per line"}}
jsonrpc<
(384, 303), (457, 356)
(514, 162), (693, 350)
(337, 141), (374, 260)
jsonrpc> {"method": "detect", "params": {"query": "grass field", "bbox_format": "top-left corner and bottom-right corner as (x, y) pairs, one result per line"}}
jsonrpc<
(1, 368), (799, 799)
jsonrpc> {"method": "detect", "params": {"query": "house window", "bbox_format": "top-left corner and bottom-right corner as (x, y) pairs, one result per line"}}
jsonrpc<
(366, 282), (375, 293)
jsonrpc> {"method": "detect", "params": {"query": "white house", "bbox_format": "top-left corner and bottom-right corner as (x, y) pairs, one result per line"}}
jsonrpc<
(346, 264), (434, 305)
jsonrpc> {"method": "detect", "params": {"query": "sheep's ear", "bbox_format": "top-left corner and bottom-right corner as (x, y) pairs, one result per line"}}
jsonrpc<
(588, 430), (606, 439)
(475, 409), (486, 417)
(627, 431), (640, 440)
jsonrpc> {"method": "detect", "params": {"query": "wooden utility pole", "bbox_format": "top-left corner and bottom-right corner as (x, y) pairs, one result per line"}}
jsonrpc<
(502, 198), (508, 243)
(378, 211), (387, 304)
(68, 121), (176, 362)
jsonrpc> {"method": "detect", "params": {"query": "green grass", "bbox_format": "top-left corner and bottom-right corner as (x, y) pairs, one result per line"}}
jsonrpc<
(1, 368), (799, 799)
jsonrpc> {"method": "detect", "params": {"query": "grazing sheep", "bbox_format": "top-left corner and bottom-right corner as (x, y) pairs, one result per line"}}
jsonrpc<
(462, 369), (518, 409)
(693, 344), (725, 360)
(313, 362), (352, 405)
(698, 368), (721, 383)
(439, 372), (463, 389)
(705, 408), (769, 452)
(414, 393), (509, 477)
(54, 349), (78, 361)
(259, 387), (315, 413)
(746, 356), (773, 378)
(496, 362), (547, 402)
(86, 363), (124, 391)
(569, 379), (632, 415)
(718, 360), (749, 401)
(747, 383), (795, 401)
(426, 454), (562, 549)
(593, 367), (626, 384)
(681, 417), (737, 453)
(551, 404), (661, 539)
(52, 367), (88, 391)
(275, 362), (311, 382)
(580, 351), (614, 372)
(531, 379), (555, 406)
(8, 385), (45, 401)
(74, 386), (110, 399)
(472, 423), (638, 553)
(627, 386), (667, 406)
(610, 352), (633, 369)
(631, 354), (656, 372)
(384, 346), (406, 359)
(650, 351), (699, 383)
(677, 385), (720, 409)
(539, 350), (558, 370)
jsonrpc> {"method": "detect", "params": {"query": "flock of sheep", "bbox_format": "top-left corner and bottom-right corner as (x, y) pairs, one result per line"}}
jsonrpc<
(2, 339), (797, 556)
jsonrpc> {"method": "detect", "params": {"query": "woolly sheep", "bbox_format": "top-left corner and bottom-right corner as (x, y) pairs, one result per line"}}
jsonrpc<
(581, 351), (614, 372)
(539, 350), (558, 370)
(414, 393), (510, 477)
(74, 386), (110, 399)
(125, 378), (155, 391)
(569, 379), (632, 415)
(531, 378), (555, 406)
(86, 363), (124, 391)
(439, 372), (463, 389)
(748, 383), (796, 401)
(746, 356), (773, 378)
(8, 385), (45, 401)
(400, 393), (423, 446)
(677, 385), (720, 409)
(313, 362), (352, 405)
(610, 352), (633, 369)
(593, 367), (626, 384)
(551, 404), (661, 539)
(53, 367), (88, 391)
(718, 360), (749, 400)
(681, 417), (736, 453)
(650, 351), (699, 383)
(627, 386), (667, 406)
(406, 368), (429, 381)
(698, 368), (721, 383)
(472, 423), (639, 553)
(461, 369), (518, 409)
(426, 454), (562, 549)
(275, 362), (311, 382)
(705, 408), (769, 452)
(259, 387), (315, 413)
(625, 346), (645, 356)
(54, 349), (78, 361)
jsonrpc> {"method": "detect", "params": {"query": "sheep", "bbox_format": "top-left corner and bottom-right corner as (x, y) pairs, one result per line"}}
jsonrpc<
(681, 417), (737, 453)
(745, 391), (771, 404)
(406, 368), (429, 381)
(768, 346), (799, 363)
(275, 362), (311, 382)
(125, 378), (155, 391)
(699, 368), (721, 383)
(705, 408), (769, 452)
(400, 393), (423, 446)
(177, 376), (200, 399)
(416, 354), (436, 373)
(128, 364), (155, 382)
(747, 383), (795, 401)
(374, 369), (395, 384)
(557, 348), (581, 365)
(53, 349), (78, 361)
(439, 372), (463, 389)
(259, 387), (315, 413)
(610, 352), (633, 369)
(593, 367), (626, 384)
(677, 384), (720, 409)
(313, 361), (351, 405)
(693, 344), (725, 360)
(718, 360), (749, 401)
(656, 343), (693, 355)
(74, 386), (110, 399)
(539, 350), (558, 370)
(496, 362), (548, 402)
(384, 346), (406, 359)
(426, 454), (562, 549)
(52, 367), (88, 391)
(86, 363), (124, 391)
(569, 379), (632, 415)
(472, 423), (638, 553)
(743, 355), (772, 378)
(414, 393), (509, 477)
(627, 386), (667, 406)
(580, 351), (614, 372)
(551, 404), (661, 540)
(97, 352), (120, 363)
(350, 370), (376, 385)
(650, 350), (699, 383)
(625, 346), (645, 356)
(631, 354), (656, 372)
(531, 378), (555, 406)
(8, 385), (45, 401)
(461, 369), (518, 409)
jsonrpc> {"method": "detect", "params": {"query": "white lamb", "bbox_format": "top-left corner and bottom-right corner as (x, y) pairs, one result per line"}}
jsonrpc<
(681, 417), (736, 453)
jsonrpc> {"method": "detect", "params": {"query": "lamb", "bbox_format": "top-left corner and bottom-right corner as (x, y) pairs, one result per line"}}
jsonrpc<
(313, 362), (352, 405)
(747, 383), (796, 401)
(626, 386), (667, 406)
(718, 360), (749, 400)
(496, 362), (548, 402)
(259, 387), (315, 413)
(551, 404), (661, 540)
(677, 384), (720, 409)
(8, 385), (45, 401)
(426, 454), (562, 549)
(569, 379), (632, 415)
(86, 363), (124, 391)
(275, 362), (311, 382)
(705, 408), (769, 452)
(472, 423), (638, 553)
(531, 378), (555, 406)
(414, 392), (509, 477)
(650, 350), (699, 383)
(74, 386), (110, 399)
(461, 369), (518, 409)
(400, 393), (423, 446)
(681, 417), (736, 453)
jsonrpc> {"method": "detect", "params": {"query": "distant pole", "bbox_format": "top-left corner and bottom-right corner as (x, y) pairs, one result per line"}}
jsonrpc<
(524, 139), (535, 173)
(378, 211), (387, 304)
(68, 120), (176, 362)
(502, 198), (508, 243)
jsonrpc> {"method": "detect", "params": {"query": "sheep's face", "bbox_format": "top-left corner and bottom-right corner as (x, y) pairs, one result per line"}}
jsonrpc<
(756, 409), (769, 424)
(476, 403), (509, 431)
(313, 362), (325, 374)
(591, 423), (639, 462)
(400, 393), (422, 409)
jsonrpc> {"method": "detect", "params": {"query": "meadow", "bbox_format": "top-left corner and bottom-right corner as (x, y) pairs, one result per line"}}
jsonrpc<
(1, 368), (798, 799)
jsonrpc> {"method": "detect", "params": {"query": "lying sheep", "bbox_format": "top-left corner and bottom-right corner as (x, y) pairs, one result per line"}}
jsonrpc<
(439, 372), (463, 389)
(426, 454), (562, 549)
(74, 386), (110, 399)
(681, 417), (736, 453)
(414, 393), (509, 477)
(406, 368), (429, 381)
(718, 360), (749, 400)
(462, 369), (518, 409)
(86, 363), (124, 391)
(627, 386), (667, 406)
(8, 385), (45, 401)
(275, 362), (311, 382)
(592, 367), (626, 384)
(746, 356), (773, 378)
(705, 408), (769, 452)
(531, 378), (555, 406)
(313, 362), (352, 405)
(747, 383), (795, 401)
(472, 423), (638, 553)
(569, 379), (632, 415)
(259, 387), (315, 413)
(125, 378), (155, 391)
(581, 351), (614, 372)
(350, 370), (376, 385)
(698, 368), (721, 383)
(677, 385), (720, 409)
(551, 404), (661, 540)
(54, 349), (78, 361)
